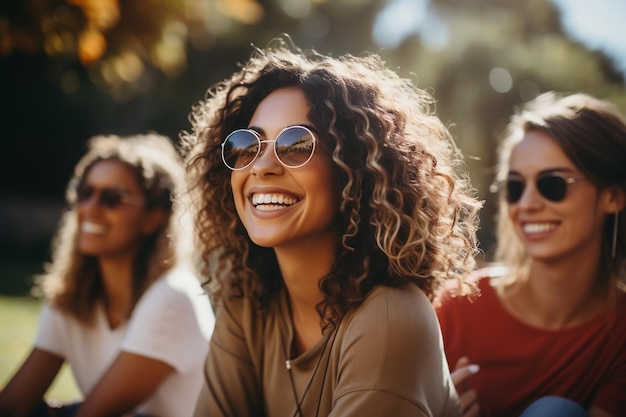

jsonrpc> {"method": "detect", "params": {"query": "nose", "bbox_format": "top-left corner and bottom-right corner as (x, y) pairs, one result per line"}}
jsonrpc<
(516, 181), (543, 210)
(250, 141), (283, 176)
(76, 196), (103, 216)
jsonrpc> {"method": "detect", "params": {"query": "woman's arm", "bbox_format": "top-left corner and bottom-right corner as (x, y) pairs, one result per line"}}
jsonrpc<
(0, 348), (64, 417)
(74, 351), (174, 417)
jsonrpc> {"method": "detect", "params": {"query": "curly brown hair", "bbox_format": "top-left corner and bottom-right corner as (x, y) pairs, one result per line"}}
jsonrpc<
(35, 133), (191, 324)
(181, 36), (481, 327)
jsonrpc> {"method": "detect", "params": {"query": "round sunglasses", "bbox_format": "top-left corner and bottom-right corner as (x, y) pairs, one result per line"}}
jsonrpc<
(221, 125), (317, 171)
(75, 184), (144, 209)
(505, 173), (587, 204)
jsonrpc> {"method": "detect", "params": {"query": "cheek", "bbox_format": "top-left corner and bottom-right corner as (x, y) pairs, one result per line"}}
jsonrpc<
(119, 213), (150, 237)
(230, 172), (246, 216)
(307, 164), (341, 217)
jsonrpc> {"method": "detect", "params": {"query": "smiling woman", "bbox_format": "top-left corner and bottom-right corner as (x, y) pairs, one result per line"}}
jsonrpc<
(437, 92), (626, 417)
(181, 35), (482, 417)
(0, 133), (215, 417)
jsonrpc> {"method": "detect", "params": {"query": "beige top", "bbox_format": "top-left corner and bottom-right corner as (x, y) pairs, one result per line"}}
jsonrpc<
(194, 283), (460, 417)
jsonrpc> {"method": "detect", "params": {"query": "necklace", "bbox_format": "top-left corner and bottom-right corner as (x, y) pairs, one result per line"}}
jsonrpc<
(282, 319), (341, 417)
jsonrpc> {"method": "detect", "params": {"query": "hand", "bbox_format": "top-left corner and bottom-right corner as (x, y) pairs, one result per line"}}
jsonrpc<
(451, 356), (480, 417)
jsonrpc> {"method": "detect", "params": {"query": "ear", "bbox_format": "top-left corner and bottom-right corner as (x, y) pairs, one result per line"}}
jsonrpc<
(603, 186), (626, 214)
(141, 208), (167, 236)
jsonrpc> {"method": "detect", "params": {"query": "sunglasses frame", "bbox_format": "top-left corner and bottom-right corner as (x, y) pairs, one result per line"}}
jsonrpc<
(221, 125), (317, 171)
(75, 185), (145, 209)
(503, 173), (586, 204)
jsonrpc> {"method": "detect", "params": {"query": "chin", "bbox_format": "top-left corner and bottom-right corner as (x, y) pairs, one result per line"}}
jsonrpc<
(77, 246), (102, 256)
(248, 236), (279, 248)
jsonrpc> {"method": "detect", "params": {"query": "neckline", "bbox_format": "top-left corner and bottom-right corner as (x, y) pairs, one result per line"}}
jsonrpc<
(279, 290), (341, 417)
(483, 277), (614, 333)
(97, 303), (128, 333)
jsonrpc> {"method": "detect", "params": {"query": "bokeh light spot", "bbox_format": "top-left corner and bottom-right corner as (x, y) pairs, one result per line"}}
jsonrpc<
(489, 67), (513, 93)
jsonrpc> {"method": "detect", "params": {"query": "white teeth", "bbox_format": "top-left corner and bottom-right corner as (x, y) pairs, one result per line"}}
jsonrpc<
(81, 221), (107, 234)
(252, 193), (297, 207)
(256, 204), (289, 212)
(523, 223), (556, 234)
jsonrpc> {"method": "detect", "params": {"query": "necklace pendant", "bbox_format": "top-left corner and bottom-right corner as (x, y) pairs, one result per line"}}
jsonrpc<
(285, 360), (291, 370)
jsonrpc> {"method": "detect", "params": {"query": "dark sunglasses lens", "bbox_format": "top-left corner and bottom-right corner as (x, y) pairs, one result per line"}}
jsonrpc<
(99, 189), (125, 208)
(276, 127), (315, 167)
(223, 130), (259, 169)
(76, 185), (94, 203)
(505, 179), (524, 203)
(75, 185), (129, 208)
(537, 176), (568, 202)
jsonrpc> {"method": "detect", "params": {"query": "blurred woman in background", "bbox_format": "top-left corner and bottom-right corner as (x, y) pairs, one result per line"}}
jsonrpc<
(437, 92), (626, 417)
(0, 133), (214, 417)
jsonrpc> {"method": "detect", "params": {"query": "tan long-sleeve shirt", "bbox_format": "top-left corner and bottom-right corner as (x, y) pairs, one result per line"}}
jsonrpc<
(195, 283), (460, 417)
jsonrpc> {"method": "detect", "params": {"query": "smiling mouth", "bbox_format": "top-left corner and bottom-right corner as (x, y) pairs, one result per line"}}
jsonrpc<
(523, 222), (556, 234)
(81, 221), (107, 234)
(251, 193), (299, 211)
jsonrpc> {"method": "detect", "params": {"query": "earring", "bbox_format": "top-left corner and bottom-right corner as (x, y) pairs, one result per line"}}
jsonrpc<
(611, 209), (619, 259)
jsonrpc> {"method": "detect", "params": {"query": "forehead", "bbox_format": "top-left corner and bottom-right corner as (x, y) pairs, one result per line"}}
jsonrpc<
(83, 159), (141, 190)
(509, 130), (577, 173)
(248, 87), (311, 136)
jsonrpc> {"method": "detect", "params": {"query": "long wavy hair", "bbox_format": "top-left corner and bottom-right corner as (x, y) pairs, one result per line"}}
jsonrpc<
(493, 92), (626, 294)
(181, 36), (481, 327)
(35, 133), (191, 324)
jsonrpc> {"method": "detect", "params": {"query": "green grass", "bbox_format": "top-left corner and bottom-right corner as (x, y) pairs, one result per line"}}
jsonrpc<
(0, 295), (81, 401)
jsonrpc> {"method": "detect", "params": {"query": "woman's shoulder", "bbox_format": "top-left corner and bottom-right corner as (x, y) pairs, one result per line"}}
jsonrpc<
(335, 285), (444, 361)
(143, 268), (205, 299)
(134, 268), (213, 322)
(42, 301), (104, 327)
(348, 284), (436, 331)
(39, 302), (72, 325)
(364, 283), (430, 307)
(128, 269), (214, 338)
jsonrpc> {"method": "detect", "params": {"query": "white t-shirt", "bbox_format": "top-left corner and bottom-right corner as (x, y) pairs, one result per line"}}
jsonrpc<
(35, 268), (215, 417)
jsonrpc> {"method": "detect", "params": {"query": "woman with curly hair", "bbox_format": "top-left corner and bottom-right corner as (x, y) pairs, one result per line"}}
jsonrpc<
(0, 134), (214, 417)
(182, 36), (481, 417)
(437, 92), (626, 417)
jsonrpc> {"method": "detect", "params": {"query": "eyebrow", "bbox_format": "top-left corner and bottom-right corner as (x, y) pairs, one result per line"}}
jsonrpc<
(80, 184), (135, 193)
(247, 124), (318, 138)
(508, 167), (579, 177)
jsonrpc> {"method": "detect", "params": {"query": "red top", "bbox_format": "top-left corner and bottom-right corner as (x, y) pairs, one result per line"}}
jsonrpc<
(436, 270), (626, 417)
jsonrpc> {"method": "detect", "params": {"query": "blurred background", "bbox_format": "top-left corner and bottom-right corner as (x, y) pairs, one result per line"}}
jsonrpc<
(2, 0), (626, 293)
(0, 0), (625, 397)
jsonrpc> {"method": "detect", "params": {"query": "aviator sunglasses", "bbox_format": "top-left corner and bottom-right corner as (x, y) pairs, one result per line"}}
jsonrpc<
(504, 173), (587, 204)
(75, 184), (144, 209)
(221, 125), (317, 170)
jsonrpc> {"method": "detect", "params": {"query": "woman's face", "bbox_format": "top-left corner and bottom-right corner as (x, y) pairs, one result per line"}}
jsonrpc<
(230, 86), (340, 250)
(507, 130), (614, 263)
(76, 159), (161, 261)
